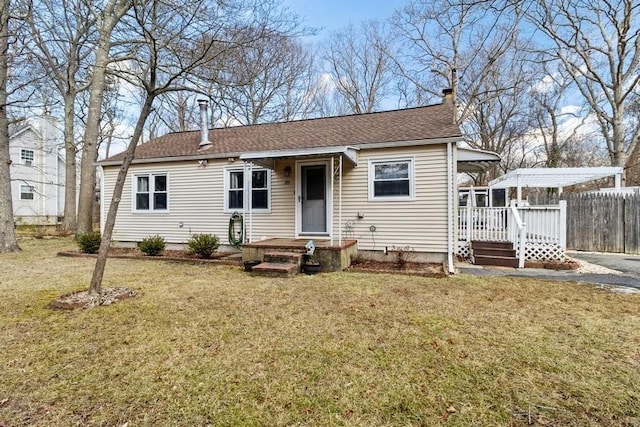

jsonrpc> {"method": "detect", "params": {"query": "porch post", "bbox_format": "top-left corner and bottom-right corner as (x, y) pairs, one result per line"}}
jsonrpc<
(339, 154), (343, 246)
(242, 161), (247, 243)
(330, 156), (334, 246)
(248, 162), (253, 243)
(559, 200), (567, 251)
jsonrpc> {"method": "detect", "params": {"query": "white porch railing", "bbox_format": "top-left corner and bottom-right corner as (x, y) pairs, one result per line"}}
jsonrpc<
(457, 201), (567, 263)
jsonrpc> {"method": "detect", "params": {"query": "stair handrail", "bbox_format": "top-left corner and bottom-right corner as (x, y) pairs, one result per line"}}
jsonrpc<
(509, 204), (526, 268)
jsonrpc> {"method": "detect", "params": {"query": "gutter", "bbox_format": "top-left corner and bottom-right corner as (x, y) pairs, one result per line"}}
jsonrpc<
(96, 136), (464, 167)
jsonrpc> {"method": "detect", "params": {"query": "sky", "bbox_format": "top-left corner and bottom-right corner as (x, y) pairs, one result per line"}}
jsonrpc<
(281, 0), (407, 36)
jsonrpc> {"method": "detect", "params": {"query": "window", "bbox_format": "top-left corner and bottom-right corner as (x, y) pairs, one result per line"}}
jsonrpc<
(134, 173), (168, 212)
(21, 149), (34, 165)
(369, 158), (414, 200)
(225, 167), (270, 211)
(20, 184), (34, 200)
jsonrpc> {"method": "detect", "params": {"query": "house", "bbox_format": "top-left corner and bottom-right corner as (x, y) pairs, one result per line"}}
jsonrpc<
(9, 116), (66, 226)
(99, 92), (500, 273)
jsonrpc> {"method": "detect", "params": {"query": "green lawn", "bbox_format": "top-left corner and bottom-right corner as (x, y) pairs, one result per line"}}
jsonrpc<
(1, 238), (639, 426)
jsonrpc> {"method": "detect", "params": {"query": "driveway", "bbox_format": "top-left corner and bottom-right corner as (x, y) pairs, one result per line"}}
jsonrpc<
(569, 251), (640, 276)
(458, 252), (640, 292)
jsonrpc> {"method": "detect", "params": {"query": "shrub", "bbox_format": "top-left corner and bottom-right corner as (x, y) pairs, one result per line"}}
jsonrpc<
(77, 231), (102, 254)
(137, 235), (166, 256)
(187, 233), (220, 258)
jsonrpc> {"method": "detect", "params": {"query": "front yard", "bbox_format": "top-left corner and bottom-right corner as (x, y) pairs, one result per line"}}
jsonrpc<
(1, 238), (639, 426)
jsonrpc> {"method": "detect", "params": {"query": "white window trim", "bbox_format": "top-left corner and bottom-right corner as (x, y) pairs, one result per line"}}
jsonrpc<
(368, 157), (415, 201)
(21, 149), (34, 166)
(20, 184), (35, 200)
(223, 166), (271, 213)
(131, 172), (169, 213)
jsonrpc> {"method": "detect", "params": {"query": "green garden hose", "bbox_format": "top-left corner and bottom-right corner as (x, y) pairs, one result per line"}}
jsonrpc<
(228, 212), (244, 247)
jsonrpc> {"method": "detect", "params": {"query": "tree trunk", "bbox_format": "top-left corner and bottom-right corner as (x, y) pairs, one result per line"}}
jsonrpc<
(0, 0), (19, 253)
(76, 0), (132, 235)
(89, 94), (155, 294)
(76, 38), (110, 235)
(61, 91), (77, 233)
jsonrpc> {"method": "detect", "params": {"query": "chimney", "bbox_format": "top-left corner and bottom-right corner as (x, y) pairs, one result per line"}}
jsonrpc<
(442, 88), (454, 104)
(198, 99), (210, 146)
(442, 68), (458, 105)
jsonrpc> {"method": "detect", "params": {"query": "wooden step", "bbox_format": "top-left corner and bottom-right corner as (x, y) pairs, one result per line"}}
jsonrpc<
(473, 255), (519, 268)
(471, 240), (513, 250)
(251, 262), (299, 277)
(472, 247), (516, 258)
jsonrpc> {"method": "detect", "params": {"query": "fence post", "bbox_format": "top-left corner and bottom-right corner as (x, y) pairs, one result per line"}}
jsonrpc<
(466, 206), (472, 242)
(559, 200), (567, 252)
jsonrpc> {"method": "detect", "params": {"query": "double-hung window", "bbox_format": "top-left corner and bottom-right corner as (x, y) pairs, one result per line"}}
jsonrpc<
(20, 184), (34, 200)
(225, 167), (270, 211)
(369, 158), (414, 200)
(134, 173), (168, 212)
(21, 149), (34, 166)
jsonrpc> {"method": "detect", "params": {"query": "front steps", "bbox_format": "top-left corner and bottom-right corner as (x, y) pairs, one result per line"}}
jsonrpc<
(471, 241), (519, 268)
(251, 251), (304, 277)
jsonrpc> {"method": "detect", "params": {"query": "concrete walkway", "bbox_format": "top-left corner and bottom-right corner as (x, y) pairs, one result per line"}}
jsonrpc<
(458, 253), (640, 292)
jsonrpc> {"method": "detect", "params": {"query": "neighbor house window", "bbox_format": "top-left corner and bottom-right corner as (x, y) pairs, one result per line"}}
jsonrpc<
(21, 149), (34, 165)
(224, 167), (270, 211)
(134, 173), (168, 212)
(20, 184), (34, 200)
(368, 158), (414, 200)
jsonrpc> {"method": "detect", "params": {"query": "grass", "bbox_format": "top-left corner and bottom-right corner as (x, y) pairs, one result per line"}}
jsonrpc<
(1, 238), (639, 426)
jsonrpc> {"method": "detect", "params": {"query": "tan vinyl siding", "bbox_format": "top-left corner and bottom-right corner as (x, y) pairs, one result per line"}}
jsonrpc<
(333, 145), (449, 253)
(102, 159), (297, 245)
(103, 144), (450, 255)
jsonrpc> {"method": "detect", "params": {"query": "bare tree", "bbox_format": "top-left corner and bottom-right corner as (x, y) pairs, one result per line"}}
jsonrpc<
(90, 0), (297, 294)
(324, 21), (394, 114)
(0, 0), (19, 252)
(214, 33), (317, 125)
(24, 0), (96, 233)
(526, 0), (640, 172)
(76, 0), (132, 235)
(391, 0), (520, 106)
(393, 0), (537, 181)
(528, 61), (593, 168)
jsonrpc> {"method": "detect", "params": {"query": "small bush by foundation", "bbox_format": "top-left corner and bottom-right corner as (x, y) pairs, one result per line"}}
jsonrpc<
(137, 235), (166, 256)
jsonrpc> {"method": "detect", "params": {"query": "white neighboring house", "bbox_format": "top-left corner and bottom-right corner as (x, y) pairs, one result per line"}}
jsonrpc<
(9, 116), (66, 225)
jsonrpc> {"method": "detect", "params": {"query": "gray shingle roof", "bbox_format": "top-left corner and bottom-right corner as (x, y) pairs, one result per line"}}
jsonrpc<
(102, 102), (461, 163)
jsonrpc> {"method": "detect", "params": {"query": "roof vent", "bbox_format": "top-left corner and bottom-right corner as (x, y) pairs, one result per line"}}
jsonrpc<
(198, 99), (210, 146)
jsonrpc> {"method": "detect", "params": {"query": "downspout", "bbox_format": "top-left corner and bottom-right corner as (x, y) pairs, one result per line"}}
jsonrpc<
(55, 145), (60, 220)
(99, 165), (105, 234)
(446, 142), (455, 274)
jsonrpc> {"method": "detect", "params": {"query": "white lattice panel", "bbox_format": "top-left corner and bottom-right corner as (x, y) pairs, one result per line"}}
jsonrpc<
(525, 242), (565, 261)
(456, 242), (470, 259)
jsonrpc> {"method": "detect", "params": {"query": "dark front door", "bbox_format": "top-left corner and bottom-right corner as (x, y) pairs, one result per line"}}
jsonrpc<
(301, 164), (327, 234)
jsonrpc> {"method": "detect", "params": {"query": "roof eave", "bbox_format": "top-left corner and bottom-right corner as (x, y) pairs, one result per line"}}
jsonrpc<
(97, 136), (463, 167)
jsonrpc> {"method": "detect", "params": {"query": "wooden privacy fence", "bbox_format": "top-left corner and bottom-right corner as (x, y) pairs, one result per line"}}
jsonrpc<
(565, 193), (640, 254)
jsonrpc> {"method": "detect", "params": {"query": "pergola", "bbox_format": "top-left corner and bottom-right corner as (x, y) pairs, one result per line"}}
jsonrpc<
(488, 167), (624, 205)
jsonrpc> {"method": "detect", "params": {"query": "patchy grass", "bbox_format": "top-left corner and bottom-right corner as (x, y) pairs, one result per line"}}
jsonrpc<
(1, 238), (639, 426)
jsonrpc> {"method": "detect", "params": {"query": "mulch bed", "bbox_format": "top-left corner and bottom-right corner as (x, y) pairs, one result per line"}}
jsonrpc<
(524, 259), (580, 270)
(58, 247), (242, 265)
(49, 287), (138, 310)
(348, 259), (447, 277)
